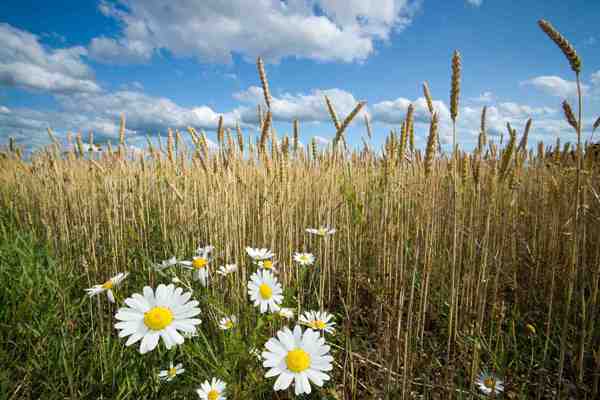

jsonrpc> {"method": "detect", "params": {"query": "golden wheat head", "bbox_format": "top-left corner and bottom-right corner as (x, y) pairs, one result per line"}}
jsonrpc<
(538, 19), (581, 74)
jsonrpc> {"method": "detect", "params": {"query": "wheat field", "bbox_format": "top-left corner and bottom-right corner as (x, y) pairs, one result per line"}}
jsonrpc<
(0, 19), (599, 399)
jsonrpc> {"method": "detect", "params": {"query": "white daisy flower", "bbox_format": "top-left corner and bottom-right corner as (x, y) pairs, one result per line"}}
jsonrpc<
(475, 371), (504, 396)
(299, 310), (336, 334)
(305, 226), (336, 237)
(262, 325), (333, 396)
(196, 244), (214, 257)
(278, 307), (295, 320)
(219, 315), (237, 330)
(154, 257), (178, 271)
(217, 264), (238, 276)
(196, 377), (226, 400)
(85, 272), (129, 303)
(114, 284), (202, 354)
(257, 259), (278, 272)
(180, 255), (211, 286)
(247, 270), (283, 313)
(245, 247), (275, 260)
(158, 361), (184, 382)
(293, 252), (315, 266)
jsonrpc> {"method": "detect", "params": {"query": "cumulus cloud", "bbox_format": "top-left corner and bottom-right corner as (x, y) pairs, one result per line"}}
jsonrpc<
(88, 0), (420, 64)
(234, 86), (368, 125)
(521, 76), (588, 98)
(313, 135), (331, 146)
(591, 71), (600, 86)
(56, 90), (245, 136)
(0, 23), (100, 94)
(469, 91), (494, 103)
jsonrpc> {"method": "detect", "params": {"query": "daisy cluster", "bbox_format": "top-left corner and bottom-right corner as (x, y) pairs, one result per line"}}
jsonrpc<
(84, 225), (341, 397)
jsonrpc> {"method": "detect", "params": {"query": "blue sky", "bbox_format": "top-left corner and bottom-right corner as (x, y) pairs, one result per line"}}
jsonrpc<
(1, 0), (599, 155)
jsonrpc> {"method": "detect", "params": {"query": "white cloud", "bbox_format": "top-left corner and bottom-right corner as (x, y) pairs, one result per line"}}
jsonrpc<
(469, 91), (494, 103)
(0, 23), (100, 94)
(0, 105), (9, 113)
(234, 86), (368, 125)
(56, 90), (244, 135)
(591, 71), (600, 86)
(89, 0), (420, 64)
(313, 135), (331, 145)
(521, 76), (587, 99)
(466, 0), (483, 6)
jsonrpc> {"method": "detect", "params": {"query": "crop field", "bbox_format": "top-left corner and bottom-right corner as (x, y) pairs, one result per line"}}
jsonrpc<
(1, 19), (599, 400)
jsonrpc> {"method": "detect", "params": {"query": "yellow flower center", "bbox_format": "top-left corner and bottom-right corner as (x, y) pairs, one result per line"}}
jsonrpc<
(168, 367), (177, 377)
(262, 260), (273, 269)
(317, 228), (327, 235)
(312, 320), (327, 330)
(101, 280), (113, 289)
(483, 377), (496, 389)
(144, 306), (173, 331)
(299, 255), (310, 263)
(526, 323), (536, 335)
(207, 389), (219, 400)
(225, 320), (234, 329)
(259, 283), (272, 299)
(286, 348), (311, 373)
(192, 258), (208, 269)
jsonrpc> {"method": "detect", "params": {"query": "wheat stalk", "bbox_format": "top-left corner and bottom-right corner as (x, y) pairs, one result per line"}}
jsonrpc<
(423, 82), (434, 115)
(257, 57), (272, 109)
(538, 20), (581, 74)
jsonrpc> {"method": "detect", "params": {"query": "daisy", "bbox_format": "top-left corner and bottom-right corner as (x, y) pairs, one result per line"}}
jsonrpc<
(278, 307), (295, 320)
(245, 247), (275, 260)
(217, 264), (238, 276)
(154, 257), (178, 271)
(262, 325), (333, 395)
(293, 252), (315, 266)
(305, 226), (336, 237)
(196, 378), (226, 400)
(257, 259), (278, 272)
(180, 255), (211, 286)
(114, 284), (202, 354)
(85, 272), (129, 303)
(247, 270), (283, 313)
(475, 371), (504, 396)
(299, 310), (336, 334)
(219, 315), (237, 330)
(158, 361), (184, 382)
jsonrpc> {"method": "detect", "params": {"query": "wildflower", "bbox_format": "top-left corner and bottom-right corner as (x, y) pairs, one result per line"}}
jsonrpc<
(196, 378), (226, 400)
(245, 247), (275, 260)
(262, 325), (333, 395)
(180, 255), (211, 286)
(293, 252), (315, 266)
(114, 284), (201, 354)
(219, 315), (237, 330)
(196, 245), (214, 257)
(158, 361), (184, 382)
(248, 270), (283, 313)
(305, 226), (336, 237)
(217, 264), (238, 276)
(299, 310), (336, 334)
(85, 272), (129, 303)
(526, 323), (536, 336)
(257, 259), (278, 272)
(154, 257), (178, 271)
(278, 307), (295, 320)
(475, 371), (504, 396)
(250, 347), (262, 361)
